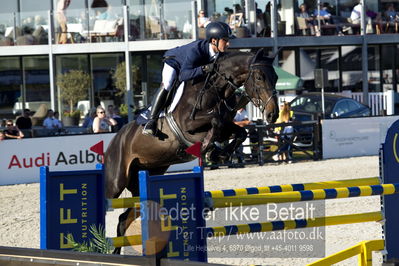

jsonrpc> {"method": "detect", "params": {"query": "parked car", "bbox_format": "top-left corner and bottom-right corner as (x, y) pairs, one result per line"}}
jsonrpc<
(290, 93), (371, 121)
(288, 93), (371, 148)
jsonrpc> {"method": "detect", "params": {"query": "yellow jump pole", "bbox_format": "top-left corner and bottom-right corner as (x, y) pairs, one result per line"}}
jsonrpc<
(206, 212), (383, 237)
(205, 177), (380, 198)
(108, 177), (380, 209)
(307, 239), (385, 266)
(110, 234), (142, 248)
(210, 183), (399, 208)
(107, 197), (140, 210)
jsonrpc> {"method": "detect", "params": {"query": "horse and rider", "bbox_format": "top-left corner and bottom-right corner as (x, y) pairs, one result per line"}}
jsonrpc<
(142, 21), (234, 137)
(104, 22), (279, 253)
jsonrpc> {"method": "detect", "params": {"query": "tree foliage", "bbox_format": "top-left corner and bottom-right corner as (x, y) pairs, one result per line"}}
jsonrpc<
(57, 70), (90, 113)
(112, 62), (140, 96)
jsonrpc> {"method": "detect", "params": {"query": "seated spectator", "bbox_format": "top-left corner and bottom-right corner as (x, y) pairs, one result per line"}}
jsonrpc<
(197, 10), (209, 28)
(296, 4), (315, 35)
(82, 107), (97, 132)
(0, 130), (5, 141)
(313, 2), (333, 24)
(43, 109), (61, 130)
(92, 105), (117, 133)
(4, 120), (24, 139)
(384, 3), (398, 22)
(350, 1), (362, 24)
(16, 109), (32, 129)
(54, 111), (63, 129)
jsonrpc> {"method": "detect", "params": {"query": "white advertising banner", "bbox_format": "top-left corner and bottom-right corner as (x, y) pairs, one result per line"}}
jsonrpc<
(322, 116), (399, 159)
(0, 133), (196, 186)
(0, 134), (115, 185)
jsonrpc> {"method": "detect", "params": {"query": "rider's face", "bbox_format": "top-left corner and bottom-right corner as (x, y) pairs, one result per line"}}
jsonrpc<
(211, 38), (229, 52)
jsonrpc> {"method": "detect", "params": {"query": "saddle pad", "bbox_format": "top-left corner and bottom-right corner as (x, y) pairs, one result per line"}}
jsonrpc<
(137, 82), (185, 124)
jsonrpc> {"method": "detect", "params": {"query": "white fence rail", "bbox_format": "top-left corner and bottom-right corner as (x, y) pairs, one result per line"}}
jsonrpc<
(247, 91), (395, 120)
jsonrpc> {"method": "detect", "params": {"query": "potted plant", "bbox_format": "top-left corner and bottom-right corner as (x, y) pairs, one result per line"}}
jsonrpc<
(56, 70), (90, 126)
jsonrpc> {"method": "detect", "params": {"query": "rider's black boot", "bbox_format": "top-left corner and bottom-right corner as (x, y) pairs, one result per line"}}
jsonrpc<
(142, 86), (168, 136)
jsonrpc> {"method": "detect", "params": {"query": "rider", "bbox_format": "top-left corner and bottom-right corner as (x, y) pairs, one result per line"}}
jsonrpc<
(142, 21), (235, 136)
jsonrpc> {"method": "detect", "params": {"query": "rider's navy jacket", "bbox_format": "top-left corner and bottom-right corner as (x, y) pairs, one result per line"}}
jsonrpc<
(164, 39), (213, 82)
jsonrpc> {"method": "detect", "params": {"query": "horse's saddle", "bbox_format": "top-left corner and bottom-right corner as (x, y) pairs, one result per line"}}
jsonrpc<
(136, 81), (185, 125)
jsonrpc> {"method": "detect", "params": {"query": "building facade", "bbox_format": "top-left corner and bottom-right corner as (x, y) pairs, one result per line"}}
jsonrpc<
(1, 0), (399, 120)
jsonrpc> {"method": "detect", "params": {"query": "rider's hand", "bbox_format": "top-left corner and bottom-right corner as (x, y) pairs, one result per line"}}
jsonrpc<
(202, 63), (214, 73)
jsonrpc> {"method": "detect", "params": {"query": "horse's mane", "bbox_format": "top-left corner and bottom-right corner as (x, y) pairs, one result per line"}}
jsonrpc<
(217, 51), (254, 67)
(217, 50), (275, 69)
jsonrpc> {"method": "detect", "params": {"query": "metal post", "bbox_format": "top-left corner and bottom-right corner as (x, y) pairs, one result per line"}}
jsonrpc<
(360, 0), (369, 106)
(192, 1), (198, 40)
(270, 0), (278, 62)
(317, 0), (321, 35)
(48, 10), (56, 111)
(124, 6), (133, 122)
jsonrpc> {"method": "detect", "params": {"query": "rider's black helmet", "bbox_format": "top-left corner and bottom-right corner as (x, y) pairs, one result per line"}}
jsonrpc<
(205, 21), (235, 41)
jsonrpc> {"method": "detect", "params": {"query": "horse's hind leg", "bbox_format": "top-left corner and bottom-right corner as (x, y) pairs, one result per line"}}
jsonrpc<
(113, 207), (140, 254)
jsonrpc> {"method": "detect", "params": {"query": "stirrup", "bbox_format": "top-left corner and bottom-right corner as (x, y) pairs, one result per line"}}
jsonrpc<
(142, 120), (157, 136)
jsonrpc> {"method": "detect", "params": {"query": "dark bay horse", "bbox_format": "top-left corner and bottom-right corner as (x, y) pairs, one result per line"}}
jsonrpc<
(104, 49), (279, 252)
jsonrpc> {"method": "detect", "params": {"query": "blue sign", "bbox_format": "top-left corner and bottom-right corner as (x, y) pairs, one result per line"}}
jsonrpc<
(382, 119), (399, 261)
(139, 167), (207, 262)
(40, 165), (105, 250)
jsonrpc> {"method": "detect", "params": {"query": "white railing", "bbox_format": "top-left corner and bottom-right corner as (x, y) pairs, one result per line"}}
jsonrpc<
(247, 91), (395, 120)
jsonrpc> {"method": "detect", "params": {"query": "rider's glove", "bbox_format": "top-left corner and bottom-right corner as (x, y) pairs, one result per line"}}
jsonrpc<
(202, 63), (214, 73)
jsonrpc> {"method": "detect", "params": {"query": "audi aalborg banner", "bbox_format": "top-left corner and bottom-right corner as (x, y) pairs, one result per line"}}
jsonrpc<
(0, 133), (196, 186)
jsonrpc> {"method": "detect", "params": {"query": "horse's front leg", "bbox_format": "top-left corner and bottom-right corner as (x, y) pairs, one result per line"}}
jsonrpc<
(220, 123), (248, 160)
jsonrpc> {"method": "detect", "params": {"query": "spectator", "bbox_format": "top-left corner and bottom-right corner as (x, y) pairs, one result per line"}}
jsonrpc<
(350, 1), (362, 25)
(107, 104), (122, 132)
(314, 2), (333, 23)
(16, 109), (32, 130)
(56, 0), (71, 44)
(43, 109), (61, 129)
(384, 3), (398, 22)
(92, 0), (112, 20)
(255, 2), (265, 36)
(92, 105), (117, 133)
(297, 4), (315, 35)
(197, 10), (210, 28)
(82, 107), (97, 131)
(53, 111), (63, 129)
(273, 102), (294, 162)
(0, 130), (5, 141)
(233, 107), (251, 164)
(4, 120), (24, 139)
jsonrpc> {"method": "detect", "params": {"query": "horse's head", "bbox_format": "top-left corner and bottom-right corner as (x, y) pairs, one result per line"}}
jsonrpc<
(244, 49), (279, 123)
(214, 49), (279, 123)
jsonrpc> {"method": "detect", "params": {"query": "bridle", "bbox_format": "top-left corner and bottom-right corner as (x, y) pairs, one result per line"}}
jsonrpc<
(212, 59), (277, 113)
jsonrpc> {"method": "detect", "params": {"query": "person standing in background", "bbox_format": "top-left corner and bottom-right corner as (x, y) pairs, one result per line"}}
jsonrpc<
(56, 0), (71, 44)
(233, 107), (251, 164)
(16, 109), (32, 130)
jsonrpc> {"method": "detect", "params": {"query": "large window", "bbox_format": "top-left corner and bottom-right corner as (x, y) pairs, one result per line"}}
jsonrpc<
(55, 55), (90, 115)
(0, 57), (21, 117)
(91, 53), (124, 107)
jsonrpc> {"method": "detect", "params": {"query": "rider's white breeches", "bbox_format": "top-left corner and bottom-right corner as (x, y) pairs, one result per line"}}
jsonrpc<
(162, 63), (177, 91)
